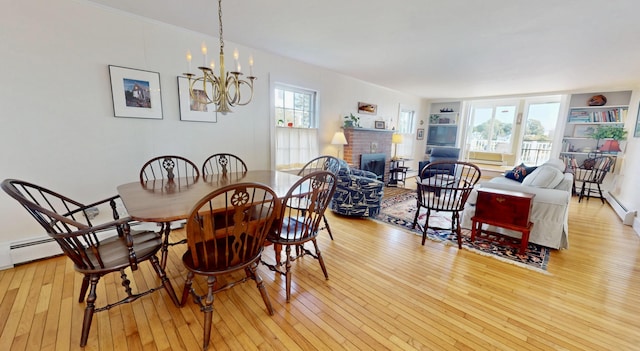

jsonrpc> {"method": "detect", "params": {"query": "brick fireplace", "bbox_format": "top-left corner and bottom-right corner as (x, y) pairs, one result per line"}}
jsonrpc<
(343, 128), (394, 181)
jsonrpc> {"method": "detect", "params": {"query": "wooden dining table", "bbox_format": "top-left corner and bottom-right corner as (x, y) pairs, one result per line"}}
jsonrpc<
(118, 170), (299, 221)
(117, 170), (302, 266)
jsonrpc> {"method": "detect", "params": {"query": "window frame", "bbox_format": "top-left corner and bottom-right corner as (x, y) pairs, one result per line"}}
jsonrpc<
(274, 84), (317, 129)
(466, 99), (519, 154)
(272, 83), (320, 170)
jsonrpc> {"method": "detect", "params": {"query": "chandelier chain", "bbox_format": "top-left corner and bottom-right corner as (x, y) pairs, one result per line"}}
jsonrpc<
(218, 0), (224, 53)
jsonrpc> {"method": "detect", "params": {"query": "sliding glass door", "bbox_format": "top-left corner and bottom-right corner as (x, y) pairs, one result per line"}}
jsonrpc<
(466, 100), (518, 153)
(519, 97), (561, 166)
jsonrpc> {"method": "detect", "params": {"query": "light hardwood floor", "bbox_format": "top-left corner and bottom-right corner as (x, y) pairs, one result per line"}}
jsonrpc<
(0, 196), (639, 350)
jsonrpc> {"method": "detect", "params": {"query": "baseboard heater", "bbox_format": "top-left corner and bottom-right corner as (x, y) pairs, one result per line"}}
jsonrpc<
(7, 222), (164, 266)
(604, 191), (636, 225)
(10, 237), (62, 265)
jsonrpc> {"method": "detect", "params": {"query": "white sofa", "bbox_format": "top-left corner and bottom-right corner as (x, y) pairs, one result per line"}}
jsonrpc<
(460, 159), (572, 249)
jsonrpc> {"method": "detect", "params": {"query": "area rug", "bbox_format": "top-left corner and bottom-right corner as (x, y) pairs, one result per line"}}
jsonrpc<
(373, 190), (550, 273)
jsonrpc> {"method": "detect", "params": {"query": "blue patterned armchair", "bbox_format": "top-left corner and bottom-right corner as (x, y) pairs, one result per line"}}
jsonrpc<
(331, 159), (384, 217)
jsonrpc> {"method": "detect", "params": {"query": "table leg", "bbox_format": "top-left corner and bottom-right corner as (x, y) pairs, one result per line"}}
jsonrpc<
(470, 219), (478, 242)
(519, 224), (532, 255)
(160, 222), (171, 269)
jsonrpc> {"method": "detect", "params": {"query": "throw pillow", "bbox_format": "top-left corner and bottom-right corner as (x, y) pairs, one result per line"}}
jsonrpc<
(504, 163), (537, 183)
(521, 165), (565, 188)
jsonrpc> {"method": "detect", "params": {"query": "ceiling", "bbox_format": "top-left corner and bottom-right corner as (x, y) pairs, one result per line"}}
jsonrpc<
(87, 0), (640, 99)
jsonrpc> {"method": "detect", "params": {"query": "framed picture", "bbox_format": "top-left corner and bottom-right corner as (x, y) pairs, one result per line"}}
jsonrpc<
(573, 125), (597, 138)
(177, 76), (217, 123)
(635, 102), (640, 137)
(108, 65), (163, 119)
(358, 102), (377, 115)
(417, 128), (425, 140)
(374, 120), (385, 129)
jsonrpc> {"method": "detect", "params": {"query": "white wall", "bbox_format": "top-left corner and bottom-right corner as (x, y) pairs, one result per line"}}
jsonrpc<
(0, 0), (423, 266)
(610, 88), (640, 219)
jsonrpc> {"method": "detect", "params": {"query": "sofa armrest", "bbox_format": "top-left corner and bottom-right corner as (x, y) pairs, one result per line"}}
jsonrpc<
(350, 168), (378, 179)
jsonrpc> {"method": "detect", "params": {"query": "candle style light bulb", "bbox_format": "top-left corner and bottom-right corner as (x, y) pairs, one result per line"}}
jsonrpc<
(210, 60), (215, 70)
(248, 55), (254, 76)
(201, 42), (208, 66)
(186, 50), (192, 72)
(237, 63), (242, 72)
(233, 48), (239, 72)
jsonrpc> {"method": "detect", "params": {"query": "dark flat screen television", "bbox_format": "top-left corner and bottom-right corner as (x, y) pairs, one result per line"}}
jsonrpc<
(427, 125), (457, 147)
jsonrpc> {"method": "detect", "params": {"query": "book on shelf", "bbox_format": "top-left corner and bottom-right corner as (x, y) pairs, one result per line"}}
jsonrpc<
(569, 107), (627, 123)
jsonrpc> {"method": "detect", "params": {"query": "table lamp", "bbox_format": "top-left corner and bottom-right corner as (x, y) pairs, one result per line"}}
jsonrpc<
(392, 133), (404, 160)
(331, 131), (348, 159)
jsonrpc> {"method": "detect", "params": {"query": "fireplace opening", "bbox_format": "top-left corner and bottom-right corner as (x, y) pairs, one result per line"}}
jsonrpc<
(360, 153), (386, 181)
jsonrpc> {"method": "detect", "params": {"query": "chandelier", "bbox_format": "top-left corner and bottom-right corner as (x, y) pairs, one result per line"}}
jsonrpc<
(183, 0), (255, 114)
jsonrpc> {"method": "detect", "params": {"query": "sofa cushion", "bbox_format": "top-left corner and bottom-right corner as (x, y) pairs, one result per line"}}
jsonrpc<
(521, 165), (564, 188)
(504, 163), (537, 183)
(542, 158), (566, 172)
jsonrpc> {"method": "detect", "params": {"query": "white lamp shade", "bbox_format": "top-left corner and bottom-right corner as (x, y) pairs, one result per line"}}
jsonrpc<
(392, 133), (404, 144)
(331, 132), (348, 145)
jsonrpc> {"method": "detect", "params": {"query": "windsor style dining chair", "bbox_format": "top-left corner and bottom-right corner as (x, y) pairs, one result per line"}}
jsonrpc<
(1, 179), (180, 347)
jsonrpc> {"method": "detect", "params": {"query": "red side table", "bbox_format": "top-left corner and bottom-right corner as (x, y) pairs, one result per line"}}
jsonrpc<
(470, 188), (535, 254)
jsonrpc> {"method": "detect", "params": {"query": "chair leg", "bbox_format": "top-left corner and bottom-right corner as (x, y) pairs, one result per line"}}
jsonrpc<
(596, 183), (605, 204)
(285, 245), (293, 302)
(78, 275), (90, 303)
(578, 182), (587, 203)
(421, 208), (431, 245)
(274, 243), (282, 266)
(149, 255), (180, 307)
(80, 275), (100, 347)
(412, 203), (421, 229)
(181, 271), (195, 306)
(202, 276), (216, 351)
(246, 263), (274, 315)
(453, 213), (463, 249)
(312, 239), (329, 279)
(322, 214), (334, 240)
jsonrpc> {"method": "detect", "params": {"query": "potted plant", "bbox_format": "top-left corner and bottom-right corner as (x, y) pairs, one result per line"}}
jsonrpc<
(590, 124), (627, 152)
(343, 113), (360, 128)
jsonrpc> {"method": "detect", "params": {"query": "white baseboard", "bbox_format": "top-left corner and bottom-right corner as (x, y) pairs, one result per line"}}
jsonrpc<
(0, 242), (13, 270)
(8, 236), (62, 267)
(1, 223), (165, 271)
(633, 218), (640, 238)
(604, 191), (636, 226)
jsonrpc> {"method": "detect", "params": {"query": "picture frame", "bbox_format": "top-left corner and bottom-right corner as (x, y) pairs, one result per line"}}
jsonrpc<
(573, 125), (597, 138)
(358, 102), (377, 115)
(417, 128), (425, 140)
(635, 102), (640, 137)
(108, 65), (163, 119)
(374, 120), (385, 129)
(177, 76), (218, 123)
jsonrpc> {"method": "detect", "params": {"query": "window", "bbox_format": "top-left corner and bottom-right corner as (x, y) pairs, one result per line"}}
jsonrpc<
(396, 105), (416, 158)
(467, 100), (518, 153)
(274, 84), (319, 170)
(519, 97), (561, 166)
(274, 85), (316, 128)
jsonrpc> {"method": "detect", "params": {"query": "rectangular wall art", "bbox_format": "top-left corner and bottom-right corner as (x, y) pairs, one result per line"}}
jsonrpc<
(358, 102), (377, 115)
(177, 76), (217, 123)
(109, 65), (163, 119)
